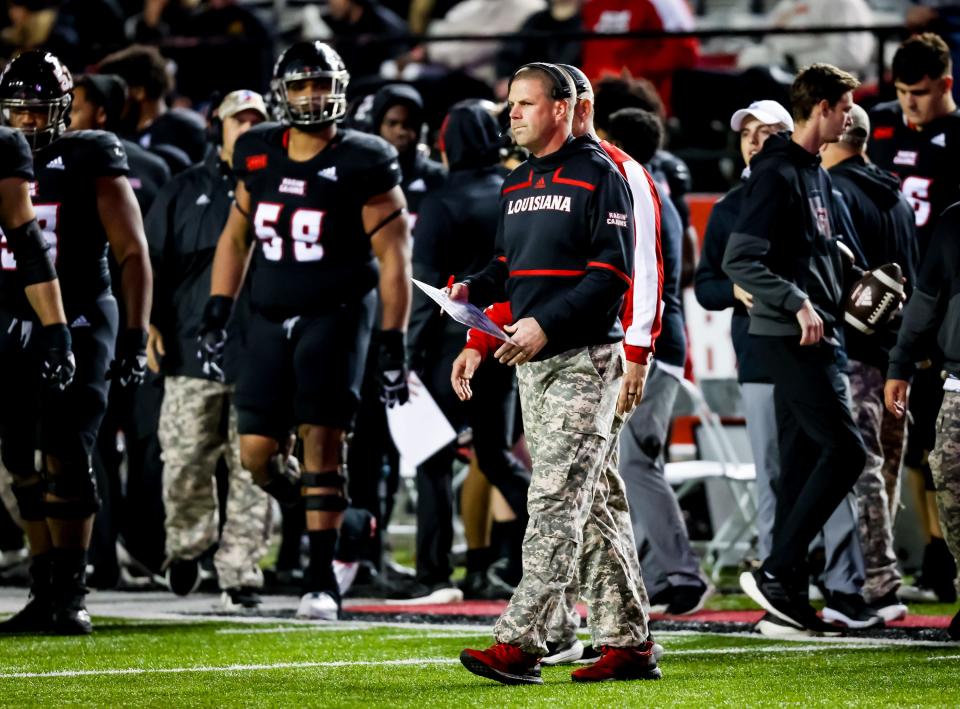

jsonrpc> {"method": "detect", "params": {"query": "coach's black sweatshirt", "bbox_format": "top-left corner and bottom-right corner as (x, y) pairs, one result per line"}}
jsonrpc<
(722, 133), (845, 339)
(465, 135), (635, 360)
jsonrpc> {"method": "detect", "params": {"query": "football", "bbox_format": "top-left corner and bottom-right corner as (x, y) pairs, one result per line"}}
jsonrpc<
(844, 263), (904, 335)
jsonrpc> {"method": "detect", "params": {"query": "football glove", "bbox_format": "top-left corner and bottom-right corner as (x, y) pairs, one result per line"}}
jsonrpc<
(107, 328), (148, 389)
(377, 329), (409, 408)
(39, 323), (75, 392)
(198, 295), (233, 383)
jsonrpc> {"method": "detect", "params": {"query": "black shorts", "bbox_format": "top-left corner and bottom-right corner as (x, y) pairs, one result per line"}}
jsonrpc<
(905, 365), (945, 483)
(0, 292), (118, 472)
(234, 291), (376, 438)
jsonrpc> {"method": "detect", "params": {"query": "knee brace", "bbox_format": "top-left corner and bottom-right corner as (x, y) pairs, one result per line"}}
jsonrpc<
(45, 460), (100, 519)
(302, 470), (349, 512)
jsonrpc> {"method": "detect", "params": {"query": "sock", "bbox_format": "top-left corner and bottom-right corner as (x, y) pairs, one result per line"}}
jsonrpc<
(28, 552), (52, 600)
(491, 519), (524, 585)
(51, 548), (88, 605)
(306, 529), (340, 600)
(466, 547), (490, 575)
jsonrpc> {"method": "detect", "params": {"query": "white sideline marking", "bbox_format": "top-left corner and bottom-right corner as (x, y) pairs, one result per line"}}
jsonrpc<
(2, 641), (947, 680)
(0, 658), (461, 680)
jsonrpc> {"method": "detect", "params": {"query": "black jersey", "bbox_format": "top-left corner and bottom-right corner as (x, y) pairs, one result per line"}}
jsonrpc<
(867, 101), (960, 258)
(0, 130), (128, 317)
(233, 123), (402, 317)
(0, 127), (34, 183)
(400, 151), (445, 232)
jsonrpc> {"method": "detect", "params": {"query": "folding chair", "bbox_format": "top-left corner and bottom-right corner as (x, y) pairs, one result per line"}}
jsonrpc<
(664, 378), (757, 582)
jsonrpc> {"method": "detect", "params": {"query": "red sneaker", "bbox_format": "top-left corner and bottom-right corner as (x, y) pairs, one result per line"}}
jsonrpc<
(570, 642), (662, 682)
(459, 643), (543, 685)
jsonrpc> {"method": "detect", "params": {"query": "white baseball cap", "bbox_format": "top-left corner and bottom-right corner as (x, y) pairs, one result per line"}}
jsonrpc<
(217, 90), (268, 120)
(730, 100), (794, 132)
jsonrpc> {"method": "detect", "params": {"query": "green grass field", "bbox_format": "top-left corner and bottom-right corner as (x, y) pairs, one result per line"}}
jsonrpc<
(0, 618), (958, 707)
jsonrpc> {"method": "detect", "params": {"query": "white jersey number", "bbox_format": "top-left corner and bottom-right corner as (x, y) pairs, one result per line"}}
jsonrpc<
(253, 203), (325, 262)
(0, 203), (60, 271)
(902, 176), (933, 227)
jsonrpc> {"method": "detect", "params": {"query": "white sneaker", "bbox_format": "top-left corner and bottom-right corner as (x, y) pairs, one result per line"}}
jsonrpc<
(384, 585), (464, 605)
(296, 591), (339, 620)
(334, 560), (359, 596)
(542, 639), (585, 665)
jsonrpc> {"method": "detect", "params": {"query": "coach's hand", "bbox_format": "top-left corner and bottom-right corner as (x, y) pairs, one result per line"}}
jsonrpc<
(617, 360), (648, 416)
(378, 329), (409, 407)
(197, 295), (233, 383)
(496, 318), (547, 366)
(40, 323), (75, 391)
(796, 299), (823, 346)
(884, 379), (909, 419)
(108, 328), (148, 389)
(451, 348), (481, 401)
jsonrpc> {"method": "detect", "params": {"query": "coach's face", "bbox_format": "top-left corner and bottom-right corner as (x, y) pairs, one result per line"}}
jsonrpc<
(508, 76), (563, 155)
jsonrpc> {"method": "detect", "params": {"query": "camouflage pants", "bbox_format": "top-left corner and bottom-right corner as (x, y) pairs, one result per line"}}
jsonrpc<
(158, 376), (271, 589)
(493, 344), (649, 654)
(545, 407), (652, 644)
(848, 360), (905, 600)
(931, 390), (960, 595)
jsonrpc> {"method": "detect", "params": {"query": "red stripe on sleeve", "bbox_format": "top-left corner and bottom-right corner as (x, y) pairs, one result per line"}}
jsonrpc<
(587, 261), (632, 285)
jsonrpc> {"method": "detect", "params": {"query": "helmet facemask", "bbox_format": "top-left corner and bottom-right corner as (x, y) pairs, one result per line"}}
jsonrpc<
(273, 70), (349, 129)
(1, 94), (72, 151)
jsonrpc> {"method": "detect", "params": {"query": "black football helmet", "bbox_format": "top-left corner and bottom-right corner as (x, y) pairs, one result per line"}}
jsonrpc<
(0, 50), (73, 151)
(271, 41), (349, 129)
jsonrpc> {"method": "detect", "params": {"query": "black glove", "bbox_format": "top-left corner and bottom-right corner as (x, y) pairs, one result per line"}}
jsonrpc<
(197, 295), (233, 383)
(377, 329), (409, 408)
(39, 323), (75, 392)
(107, 328), (148, 389)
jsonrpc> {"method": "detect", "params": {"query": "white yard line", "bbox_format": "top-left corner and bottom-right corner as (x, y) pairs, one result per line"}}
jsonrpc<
(3, 641), (954, 681)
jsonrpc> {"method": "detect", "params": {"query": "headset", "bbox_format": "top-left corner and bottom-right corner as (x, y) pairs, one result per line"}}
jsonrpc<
(509, 62), (573, 101)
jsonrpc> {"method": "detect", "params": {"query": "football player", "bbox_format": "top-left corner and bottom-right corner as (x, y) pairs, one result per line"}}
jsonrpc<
(0, 125), (74, 387)
(0, 51), (152, 635)
(868, 32), (960, 602)
(201, 41), (411, 619)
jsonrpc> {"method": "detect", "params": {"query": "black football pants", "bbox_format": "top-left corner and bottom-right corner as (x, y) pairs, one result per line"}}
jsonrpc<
(416, 342), (531, 587)
(753, 335), (867, 585)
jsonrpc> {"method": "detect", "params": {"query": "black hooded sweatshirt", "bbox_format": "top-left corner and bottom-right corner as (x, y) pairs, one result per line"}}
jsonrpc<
(722, 133), (845, 339)
(830, 154), (919, 369)
(407, 103), (503, 370)
(370, 84), (446, 219)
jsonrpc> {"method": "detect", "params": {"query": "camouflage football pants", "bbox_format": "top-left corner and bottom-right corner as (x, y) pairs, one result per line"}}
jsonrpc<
(159, 377), (271, 590)
(848, 360), (905, 601)
(931, 390), (960, 595)
(493, 344), (649, 654)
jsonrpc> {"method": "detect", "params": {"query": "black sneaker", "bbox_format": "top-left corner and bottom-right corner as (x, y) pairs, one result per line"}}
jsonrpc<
(166, 558), (201, 596)
(868, 591), (908, 623)
(756, 612), (813, 638)
(0, 596), (54, 635)
(541, 639), (584, 665)
(665, 583), (714, 615)
(221, 586), (263, 611)
(793, 605), (845, 637)
(458, 571), (512, 600)
(823, 592), (884, 629)
(739, 569), (807, 629)
(577, 644), (602, 664)
(949, 609), (960, 642)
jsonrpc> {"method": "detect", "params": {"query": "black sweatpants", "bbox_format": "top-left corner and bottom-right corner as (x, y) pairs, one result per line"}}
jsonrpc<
(753, 335), (867, 583)
(416, 343), (531, 586)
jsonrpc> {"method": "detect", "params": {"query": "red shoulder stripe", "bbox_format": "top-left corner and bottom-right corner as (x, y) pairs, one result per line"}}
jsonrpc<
(551, 167), (596, 191)
(502, 170), (534, 194)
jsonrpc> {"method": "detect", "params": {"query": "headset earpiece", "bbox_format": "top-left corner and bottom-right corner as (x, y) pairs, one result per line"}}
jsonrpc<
(509, 62), (573, 101)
